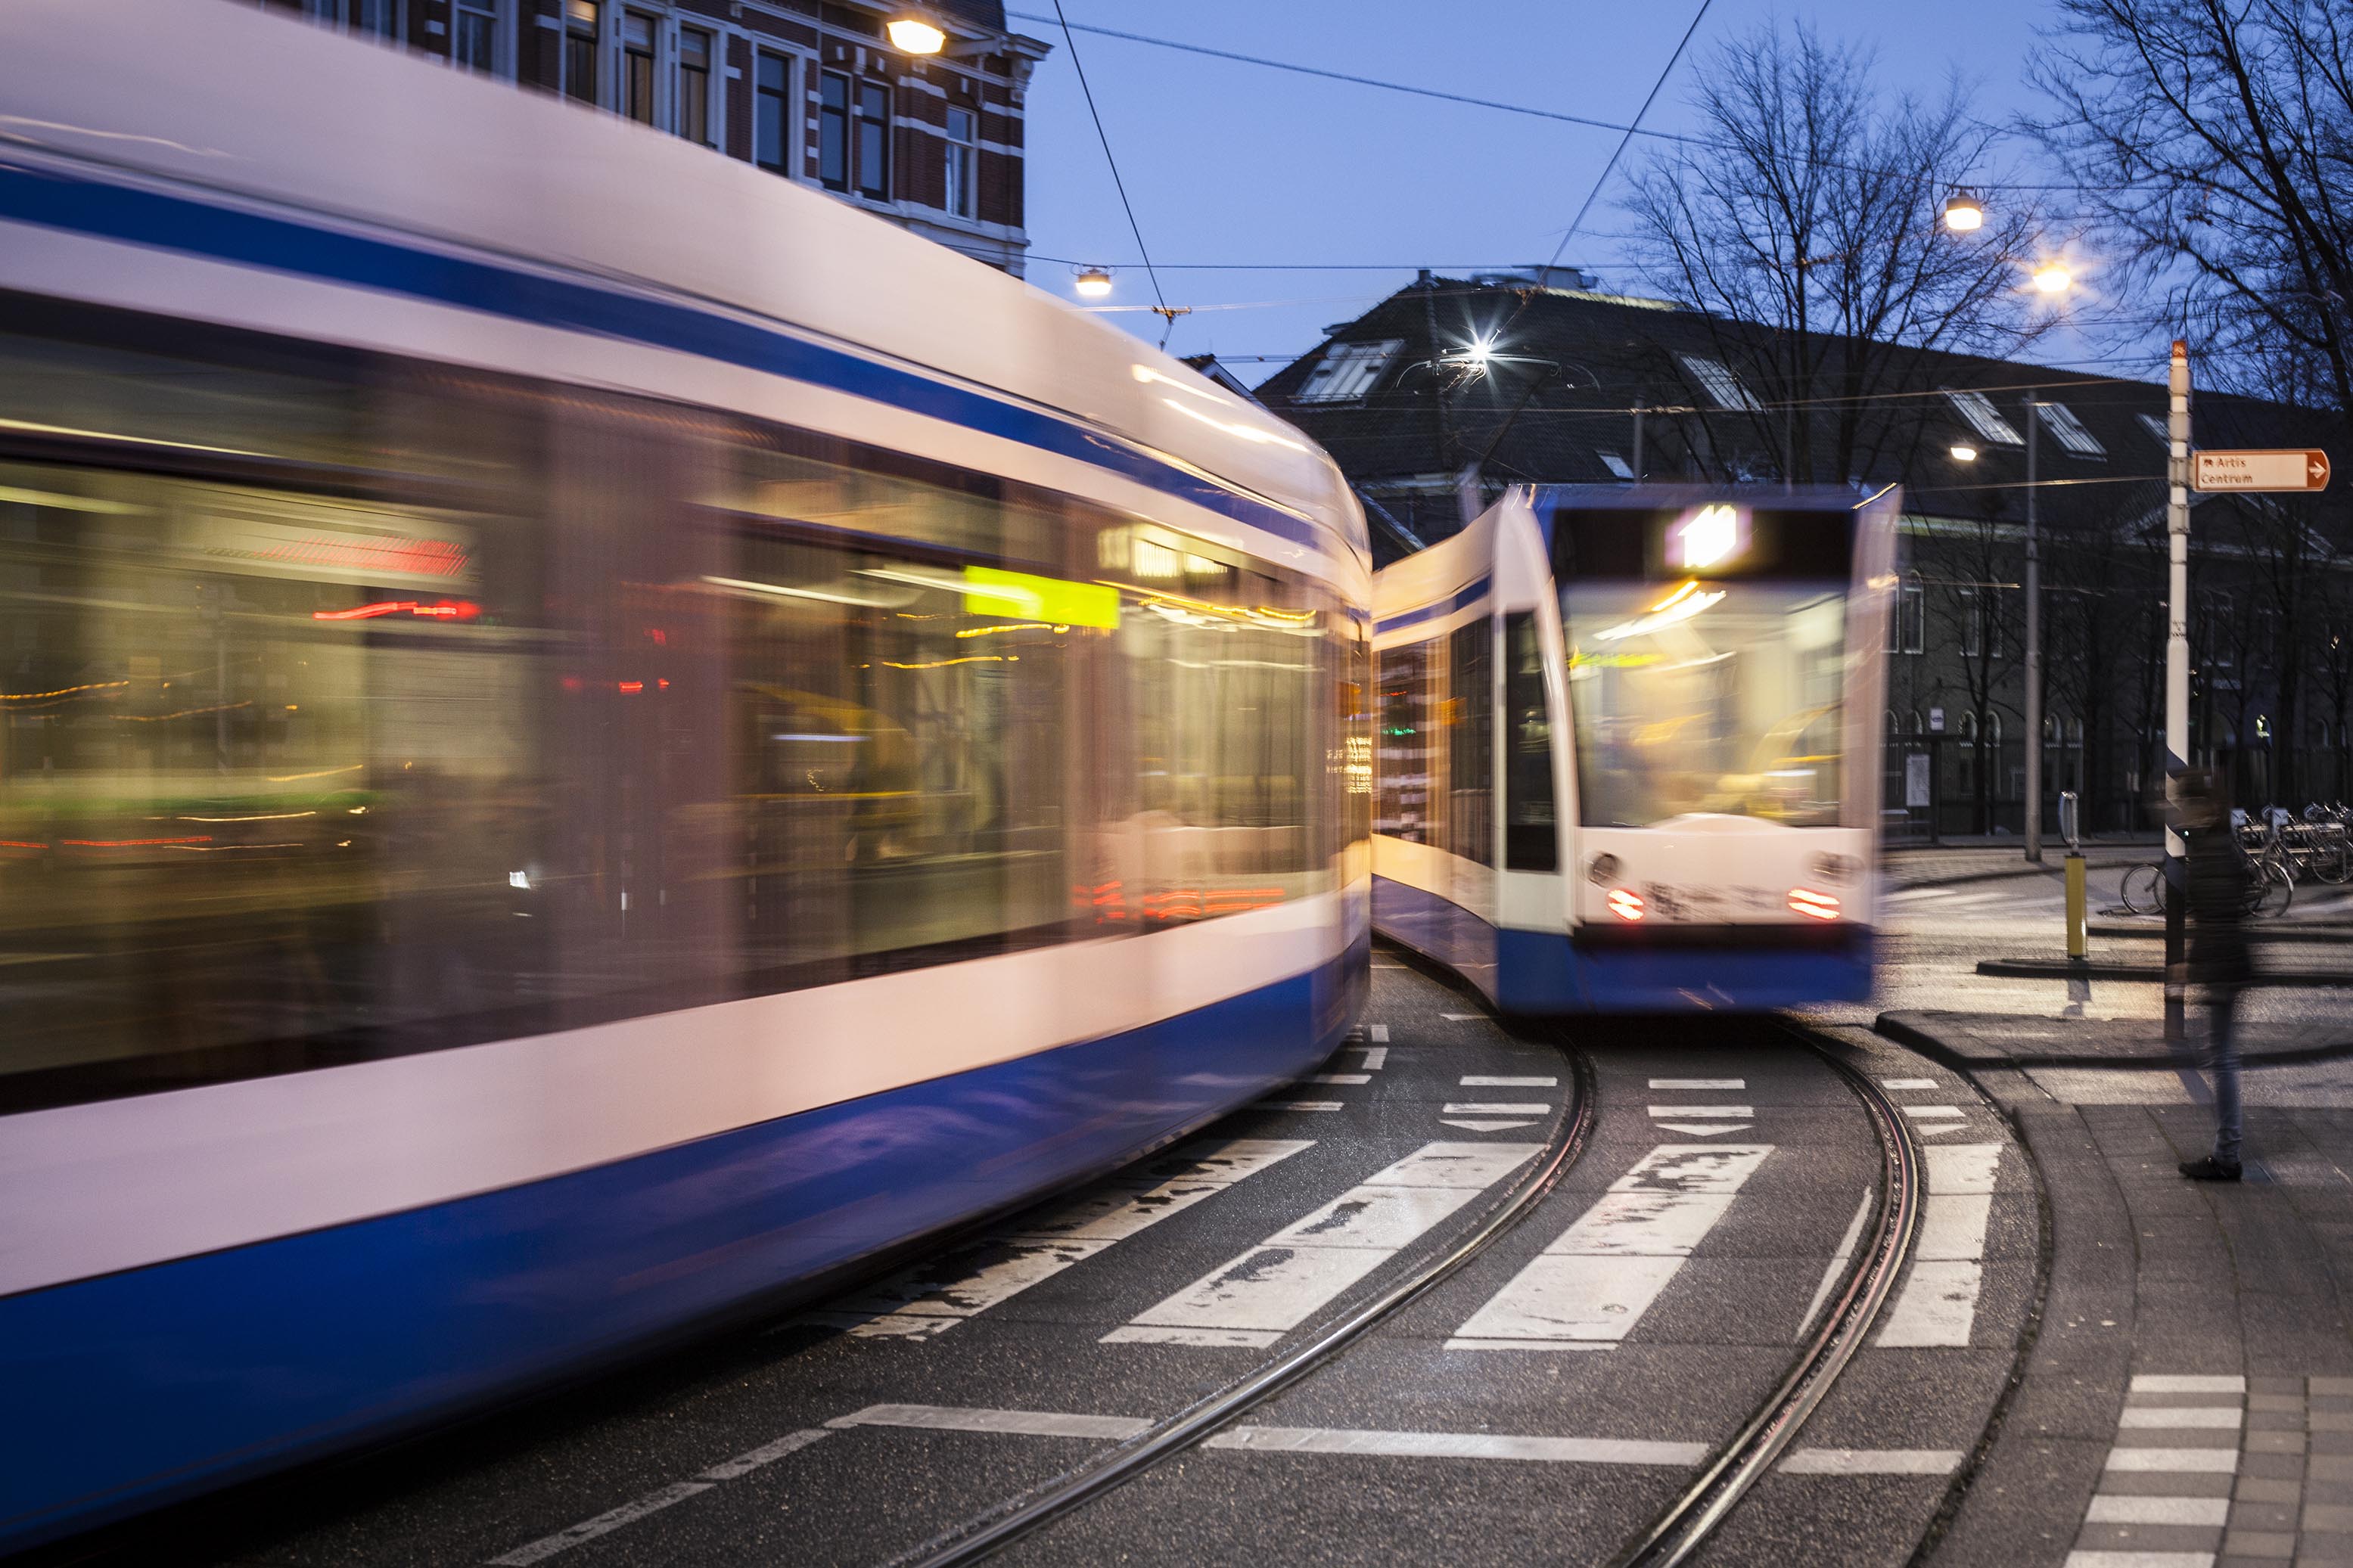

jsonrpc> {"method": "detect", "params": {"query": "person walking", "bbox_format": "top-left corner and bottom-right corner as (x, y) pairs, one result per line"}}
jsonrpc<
(2176, 768), (2250, 1181)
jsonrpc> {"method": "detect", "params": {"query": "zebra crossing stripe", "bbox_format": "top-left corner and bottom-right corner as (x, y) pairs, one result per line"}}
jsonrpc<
(1876, 1144), (2001, 1348)
(1105, 1141), (1544, 1349)
(803, 1139), (1314, 1340)
(1446, 1144), (1773, 1349)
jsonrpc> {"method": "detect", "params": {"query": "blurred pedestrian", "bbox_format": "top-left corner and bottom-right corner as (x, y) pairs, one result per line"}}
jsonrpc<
(2175, 768), (2249, 1181)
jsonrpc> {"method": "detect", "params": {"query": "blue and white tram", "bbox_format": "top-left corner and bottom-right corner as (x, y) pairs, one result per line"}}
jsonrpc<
(0, 1), (1370, 1548)
(1372, 485), (1894, 1011)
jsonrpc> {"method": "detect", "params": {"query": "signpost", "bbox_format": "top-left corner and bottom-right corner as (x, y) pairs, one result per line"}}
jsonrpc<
(2193, 449), (2331, 492)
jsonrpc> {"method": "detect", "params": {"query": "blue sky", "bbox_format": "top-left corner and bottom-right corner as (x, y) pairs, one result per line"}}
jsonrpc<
(1009, 2), (2106, 380)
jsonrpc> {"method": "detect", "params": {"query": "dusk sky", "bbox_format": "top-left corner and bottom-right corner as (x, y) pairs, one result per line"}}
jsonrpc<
(1009, 2), (2124, 383)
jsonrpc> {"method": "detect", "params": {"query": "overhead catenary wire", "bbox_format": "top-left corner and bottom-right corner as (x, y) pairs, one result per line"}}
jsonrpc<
(1003, 11), (2097, 195)
(1049, 0), (1176, 345)
(1543, 0), (1714, 274)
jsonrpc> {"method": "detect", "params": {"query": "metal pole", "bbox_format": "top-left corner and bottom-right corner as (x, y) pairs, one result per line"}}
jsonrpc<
(2025, 394), (2043, 862)
(1632, 407), (1645, 481)
(2165, 340), (2193, 1045)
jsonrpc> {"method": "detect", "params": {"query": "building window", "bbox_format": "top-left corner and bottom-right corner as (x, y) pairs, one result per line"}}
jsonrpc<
(454, 0), (499, 73)
(1597, 449), (1633, 480)
(1677, 353), (1762, 411)
(819, 70), (850, 190)
(332, 0), (401, 38)
(2038, 400), (2106, 458)
(1887, 575), (1925, 654)
(563, 0), (599, 106)
(1944, 389), (2024, 446)
(1295, 340), (1403, 402)
(621, 13), (657, 125)
(676, 27), (713, 145)
(944, 106), (977, 219)
(1958, 585), (2004, 659)
(2138, 411), (2171, 446)
(756, 54), (792, 172)
(856, 80), (891, 200)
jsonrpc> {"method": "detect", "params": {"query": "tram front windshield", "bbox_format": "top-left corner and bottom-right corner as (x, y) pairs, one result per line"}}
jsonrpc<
(1563, 579), (1845, 828)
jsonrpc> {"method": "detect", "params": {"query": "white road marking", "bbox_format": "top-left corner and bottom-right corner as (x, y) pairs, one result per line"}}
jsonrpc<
(1359, 1047), (1389, 1070)
(1652, 1121), (1752, 1137)
(488, 1430), (831, 1565)
(1877, 1144), (2003, 1348)
(1901, 1105), (1966, 1120)
(1447, 1144), (1772, 1349)
(1308, 1073), (1371, 1085)
(1444, 1102), (1550, 1114)
(1797, 1188), (1876, 1337)
(2118, 1406), (2243, 1430)
(2061, 1551), (2217, 1567)
(1443, 1118), (1540, 1132)
(1106, 1141), (1543, 1349)
(1441, 1012), (1484, 1020)
(1880, 1078), (1939, 1090)
(827, 1405), (1151, 1440)
(2131, 1374), (2246, 1393)
(1913, 1124), (1969, 1138)
(1262, 1101), (1345, 1112)
(1650, 1079), (1745, 1089)
(1462, 1076), (1558, 1087)
(1204, 1427), (1707, 1465)
(2084, 1495), (2232, 1526)
(1887, 886), (1955, 900)
(1777, 1447), (1964, 1475)
(2103, 1446), (2240, 1472)
(807, 1138), (1312, 1340)
(1646, 1105), (1752, 1119)
(1368, 1025), (1390, 1042)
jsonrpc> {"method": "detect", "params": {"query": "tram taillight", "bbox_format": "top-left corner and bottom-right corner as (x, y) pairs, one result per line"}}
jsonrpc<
(1788, 887), (1842, 921)
(1605, 888), (1646, 922)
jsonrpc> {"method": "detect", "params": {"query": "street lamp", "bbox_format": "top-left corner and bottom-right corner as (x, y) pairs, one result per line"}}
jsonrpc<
(2034, 263), (2073, 295)
(1074, 265), (1113, 300)
(886, 11), (946, 53)
(1944, 190), (1986, 233)
(1950, 443), (1978, 463)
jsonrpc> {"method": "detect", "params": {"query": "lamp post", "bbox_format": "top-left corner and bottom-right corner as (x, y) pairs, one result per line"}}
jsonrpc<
(2025, 393), (2043, 862)
(2165, 339), (2193, 1045)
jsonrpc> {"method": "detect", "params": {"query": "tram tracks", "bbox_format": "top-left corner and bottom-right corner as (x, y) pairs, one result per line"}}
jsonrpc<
(898, 1020), (1926, 1568)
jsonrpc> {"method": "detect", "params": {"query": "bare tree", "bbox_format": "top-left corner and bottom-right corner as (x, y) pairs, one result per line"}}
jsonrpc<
(2032, 0), (2353, 442)
(1922, 509), (2025, 834)
(1623, 20), (2056, 485)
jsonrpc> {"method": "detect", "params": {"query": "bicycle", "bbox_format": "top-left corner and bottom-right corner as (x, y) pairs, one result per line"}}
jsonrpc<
(2117, 853), (2291, 918)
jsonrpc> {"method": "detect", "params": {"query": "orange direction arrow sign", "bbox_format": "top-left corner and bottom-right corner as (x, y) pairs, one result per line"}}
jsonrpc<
(2193, 449), (2331, 492)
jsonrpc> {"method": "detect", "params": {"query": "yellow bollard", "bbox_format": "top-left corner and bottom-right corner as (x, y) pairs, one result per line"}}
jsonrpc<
(2065, 852), (2087, 961)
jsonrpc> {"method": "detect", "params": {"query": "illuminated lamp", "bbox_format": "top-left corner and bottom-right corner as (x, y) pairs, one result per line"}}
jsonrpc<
(1944, 191), (1985, 233)
(1605, 887), (1646, 922)
(886, 12), (946, 53)
(1074, 266), (1114, 299)
(1788, 887), (1842, 921)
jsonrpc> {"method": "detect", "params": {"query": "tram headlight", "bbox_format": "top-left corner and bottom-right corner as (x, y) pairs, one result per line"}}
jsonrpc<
(1587, 852), (1621, 887)
(1788, 887), (1842, 921)
(1605, 887), (1646, 922)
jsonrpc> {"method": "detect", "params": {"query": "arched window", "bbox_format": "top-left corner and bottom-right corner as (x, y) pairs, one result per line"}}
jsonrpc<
(1959, 712), (1979, 744)
(2066, 718), (2084, 744)
(1909, 710), (1926, 735)
(1987, 713), (2003, 748)
(2044, 715), (2061, 744)
(1885, 709), (1899, 734)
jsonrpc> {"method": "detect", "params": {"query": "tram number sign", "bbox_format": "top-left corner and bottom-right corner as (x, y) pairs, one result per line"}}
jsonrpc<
(2193, 449), (2330, 492)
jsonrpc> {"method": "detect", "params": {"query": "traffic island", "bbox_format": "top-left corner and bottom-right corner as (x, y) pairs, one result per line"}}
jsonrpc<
(1876, 1008), (2353, 1070)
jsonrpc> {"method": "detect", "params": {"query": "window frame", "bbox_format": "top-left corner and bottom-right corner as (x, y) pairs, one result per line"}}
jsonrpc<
(1944, 389), (2024, 446)
(561, 0), (601, 107)
(452, 0), (502, 74)
(2038, 400), (2106, 458)
(944, 106), (978, 219)
(819, 70), (852, 191)
(1676, 352), (1763, 411)
(620, 10), (658, 126)
(1294, 340), (1403, 404)
(854, 79), (892, 201)
(674, 25), (715, 146)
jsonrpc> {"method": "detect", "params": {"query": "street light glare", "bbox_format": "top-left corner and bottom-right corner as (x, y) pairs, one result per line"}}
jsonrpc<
(1950, 444), (1979, 462)
(2034, 263), (2073, 295)
(1074, 266), (1113, 299)
(886, 14), (946, 53)
(1944, 192), (1985, 233)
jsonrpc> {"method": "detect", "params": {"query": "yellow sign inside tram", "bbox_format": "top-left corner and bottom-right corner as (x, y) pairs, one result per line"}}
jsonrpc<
(1668, 503), (1748, 571)
(962, 565), (1121, 629)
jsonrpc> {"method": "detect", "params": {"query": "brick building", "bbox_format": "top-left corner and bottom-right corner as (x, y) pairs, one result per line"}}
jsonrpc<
(1260, 272), (2353, 838)
(238, 0), (1049, 272)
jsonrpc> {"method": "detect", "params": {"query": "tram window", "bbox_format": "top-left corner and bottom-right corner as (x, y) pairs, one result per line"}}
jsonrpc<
(1447, 619), (1493, 865)
(0, 303), (1347, 1110)
(1562, 581), (1846, 828)
(1503, 612), (1556, 870)
(1375, 639), (1433, 843)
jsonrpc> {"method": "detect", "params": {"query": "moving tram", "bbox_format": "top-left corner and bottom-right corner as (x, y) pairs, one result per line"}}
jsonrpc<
(0, 1), (1370, 1549)
(1372, 486), (1895, 1011)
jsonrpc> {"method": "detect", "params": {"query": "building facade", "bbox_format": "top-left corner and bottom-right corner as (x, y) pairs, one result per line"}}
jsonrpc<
(238, 0), (1048, 272)
(1260, 273), (2353, 839)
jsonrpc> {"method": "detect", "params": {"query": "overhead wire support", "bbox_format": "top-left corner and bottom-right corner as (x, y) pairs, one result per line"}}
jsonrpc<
(1543, 0), (1714, 272)
(1049, 1), (1181, 346)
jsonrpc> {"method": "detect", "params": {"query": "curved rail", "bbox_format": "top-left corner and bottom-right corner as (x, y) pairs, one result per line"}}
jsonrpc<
(1605, 1025), (1927, 1568)
(896, 1046), (1601, 1568)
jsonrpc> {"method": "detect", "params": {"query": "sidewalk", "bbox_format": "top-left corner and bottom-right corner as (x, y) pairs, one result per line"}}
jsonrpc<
(1883, 840), (2159, 890)
(1878, 1009), (2353, 1070)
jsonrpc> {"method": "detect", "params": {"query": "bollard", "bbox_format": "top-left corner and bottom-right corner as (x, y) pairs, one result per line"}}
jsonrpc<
(2065, 852), (2087, 961)
(2059, 790), (2086, 962)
